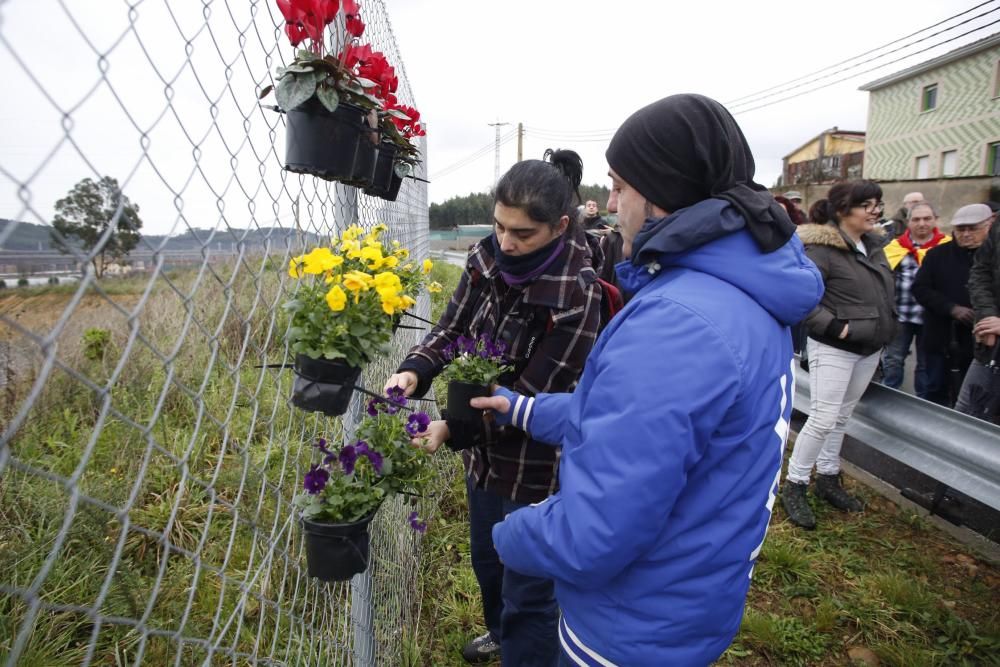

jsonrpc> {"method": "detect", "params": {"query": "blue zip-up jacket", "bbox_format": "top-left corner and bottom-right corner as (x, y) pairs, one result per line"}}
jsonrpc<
(492, 200), (824, 666)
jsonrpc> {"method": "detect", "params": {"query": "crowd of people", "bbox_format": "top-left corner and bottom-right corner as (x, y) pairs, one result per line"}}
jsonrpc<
(374, 93), (998, 666)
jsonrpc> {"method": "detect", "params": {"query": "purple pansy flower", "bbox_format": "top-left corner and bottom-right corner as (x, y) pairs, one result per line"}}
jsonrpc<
(406, 412), (431, 436)
(384, 385), (407, 414)
(408, 510), (427, 533)
(366, 398), (380, 416)
(365, 448), (384, 474)
(338, 444), (358, 475)
(303, 465), (329, 494)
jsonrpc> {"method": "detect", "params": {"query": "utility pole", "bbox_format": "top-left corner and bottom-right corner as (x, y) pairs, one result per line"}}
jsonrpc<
(517, 122), (524, 162)
(487, 120), (509, 185)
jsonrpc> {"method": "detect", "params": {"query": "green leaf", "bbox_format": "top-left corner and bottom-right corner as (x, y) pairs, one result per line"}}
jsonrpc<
(284, 63), (315, 74)
(386, 108), (411, 120)
(275, 72), (317, 111)
(297, 49), (314, 61)
(315, 85), (340, 113)
(349, 322), (370, 337)
(355, 76), (377, 89)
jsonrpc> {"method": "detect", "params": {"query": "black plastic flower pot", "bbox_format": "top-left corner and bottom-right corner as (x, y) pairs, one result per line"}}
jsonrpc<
(302, 511), (377, 582)
(447, 381), (490, 424)
(349, 129), (380, 187)
(365, 143), (397, 191)
(291, 354), (362, 417)
(284, 99), (366, 182)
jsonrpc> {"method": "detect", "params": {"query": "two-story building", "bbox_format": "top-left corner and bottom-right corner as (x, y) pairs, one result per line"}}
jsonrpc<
(782, 127), (866, 185)
(860, 32), (1000, 180)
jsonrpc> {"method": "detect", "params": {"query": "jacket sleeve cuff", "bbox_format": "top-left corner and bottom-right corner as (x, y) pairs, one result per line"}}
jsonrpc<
(397, 356), (436, 399)
(525, 393), (570, 446)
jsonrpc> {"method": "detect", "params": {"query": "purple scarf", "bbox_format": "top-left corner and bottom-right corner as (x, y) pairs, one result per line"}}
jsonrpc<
(492, 234), (567, 286)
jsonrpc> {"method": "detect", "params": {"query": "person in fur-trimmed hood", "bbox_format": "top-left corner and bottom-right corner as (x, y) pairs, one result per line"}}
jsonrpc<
(782, 180), (896, 531)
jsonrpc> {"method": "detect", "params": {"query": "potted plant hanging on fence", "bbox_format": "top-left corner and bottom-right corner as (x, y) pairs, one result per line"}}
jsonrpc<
(295, 388), (433, 581)
(364, 103), (424, 201)
(440, 335), (512, 430)
(261, 0), (423, 187)
(284, 223), (420, 415)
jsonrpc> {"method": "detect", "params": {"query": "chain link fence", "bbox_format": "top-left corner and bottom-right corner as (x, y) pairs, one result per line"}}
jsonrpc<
(0, 1), (439, 664)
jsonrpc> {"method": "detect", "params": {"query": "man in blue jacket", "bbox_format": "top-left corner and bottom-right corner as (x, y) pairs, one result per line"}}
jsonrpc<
(471, 94), (824, 666)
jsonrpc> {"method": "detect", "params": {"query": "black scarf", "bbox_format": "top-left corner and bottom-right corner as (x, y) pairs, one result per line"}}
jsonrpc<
(489, 232), (567, 285)
(605, 94), (795, 253)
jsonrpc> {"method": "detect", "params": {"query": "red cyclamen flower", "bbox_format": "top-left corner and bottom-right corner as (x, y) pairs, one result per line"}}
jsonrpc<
(346, 15), (365, 37)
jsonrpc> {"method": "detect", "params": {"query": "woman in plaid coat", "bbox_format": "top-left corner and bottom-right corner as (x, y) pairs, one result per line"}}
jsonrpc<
(384, 150), (603, 666)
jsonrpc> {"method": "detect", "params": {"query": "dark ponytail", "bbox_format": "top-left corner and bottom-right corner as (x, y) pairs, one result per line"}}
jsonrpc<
(809, 199), (833, 224)
(494, 148), (584, 228)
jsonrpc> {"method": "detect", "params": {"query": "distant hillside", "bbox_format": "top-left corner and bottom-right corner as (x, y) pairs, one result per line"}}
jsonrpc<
(0, 219), (321, 253)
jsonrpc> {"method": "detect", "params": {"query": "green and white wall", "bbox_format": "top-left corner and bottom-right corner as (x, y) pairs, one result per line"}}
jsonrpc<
(864, 42), (1000, 180)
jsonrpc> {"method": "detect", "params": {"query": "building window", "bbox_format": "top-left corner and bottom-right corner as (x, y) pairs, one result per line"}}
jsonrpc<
(941, 150), (958, 177)
(915, 154), (930, 179)
(921, 83), (938, 111)
(989, 142), (1000, 176)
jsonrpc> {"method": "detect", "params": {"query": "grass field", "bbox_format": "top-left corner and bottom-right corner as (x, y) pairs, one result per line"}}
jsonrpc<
(412, 263), (1000, 667)
(0, 259), (452, 665)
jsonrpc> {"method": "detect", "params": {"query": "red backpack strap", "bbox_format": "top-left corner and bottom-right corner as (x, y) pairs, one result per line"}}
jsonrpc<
(596, 278), (624, 321)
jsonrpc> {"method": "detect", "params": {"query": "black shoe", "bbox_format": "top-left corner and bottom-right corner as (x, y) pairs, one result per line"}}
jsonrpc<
(461, 632), (500, 664)
(781, 481), (816, 529)
(815, 473), (863, 512)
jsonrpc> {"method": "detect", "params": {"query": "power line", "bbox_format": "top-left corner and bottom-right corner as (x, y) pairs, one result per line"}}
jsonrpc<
(429, 131), (516, 179)
(731, 18), (1000, 115)
(523, 125), (618, 137)
(727, 2), (1000, 109)
(523, 129), (614, 143)
(431, 131), (517, 181)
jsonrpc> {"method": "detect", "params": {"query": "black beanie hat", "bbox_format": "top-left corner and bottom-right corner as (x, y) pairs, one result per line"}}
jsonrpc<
(606, 94), (795, 253)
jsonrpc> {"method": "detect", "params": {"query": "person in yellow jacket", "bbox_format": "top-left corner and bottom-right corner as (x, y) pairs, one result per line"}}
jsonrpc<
(882, 202), (950, 396)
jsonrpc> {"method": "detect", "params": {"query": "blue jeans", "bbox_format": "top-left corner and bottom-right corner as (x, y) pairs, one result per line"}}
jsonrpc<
(882, 321), (928, 397)
(466, 476), (559, 667)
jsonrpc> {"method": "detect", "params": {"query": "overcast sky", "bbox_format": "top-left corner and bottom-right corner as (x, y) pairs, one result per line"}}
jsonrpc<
(1, 0), (997, 236)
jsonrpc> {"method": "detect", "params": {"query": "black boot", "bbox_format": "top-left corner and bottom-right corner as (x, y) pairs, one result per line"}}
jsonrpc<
(781, 481), (816, 530)
(815, 473), (863, 512)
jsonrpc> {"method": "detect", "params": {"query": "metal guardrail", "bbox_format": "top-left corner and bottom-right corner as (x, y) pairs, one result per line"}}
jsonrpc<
(793, 368), (1000, 511)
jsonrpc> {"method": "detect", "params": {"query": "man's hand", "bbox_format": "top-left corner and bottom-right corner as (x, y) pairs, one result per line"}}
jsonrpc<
(470, 386), (530, 429)
(950, 305), (975, 325)
(384, 371), (418, 396)
(412, 419), (449, 453)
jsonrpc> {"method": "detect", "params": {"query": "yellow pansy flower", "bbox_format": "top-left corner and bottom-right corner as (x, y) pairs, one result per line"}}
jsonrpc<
(341, 225), (363, 242)
(360, 245), (385, 270)
(325, 285), (347, 312)
(373, 272), (402, 290)
(380, 255), (399, 269)
(400, 295), (416, 309)
(427, 281), (443, 293)
(422, 258), (433, 274)
(392, 239), (401, 248)
(342, 270), (374, 292)
(394, 247), (410, 260)
(381, 296), (400, 315)
(301, 247), (343, 274)
(341, 238), (363, 259)
(288, 256), (305, 279)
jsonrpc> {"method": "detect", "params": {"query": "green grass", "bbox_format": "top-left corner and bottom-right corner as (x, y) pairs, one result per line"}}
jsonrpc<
(0, 256), (449, 665)
(410, 260), (1000, 666)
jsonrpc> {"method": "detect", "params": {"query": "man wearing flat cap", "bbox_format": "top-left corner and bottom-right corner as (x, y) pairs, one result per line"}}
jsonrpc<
(913, 204), (994, 406)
